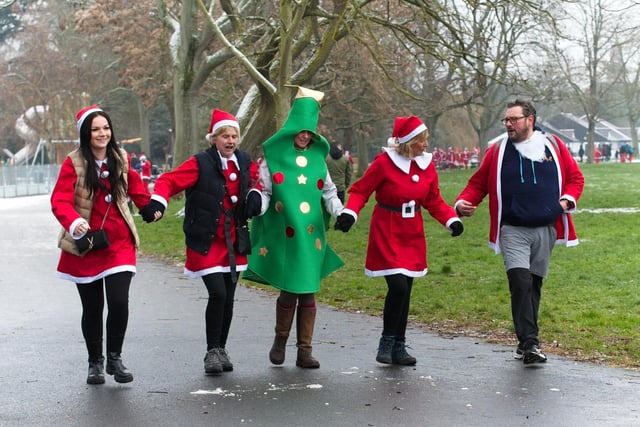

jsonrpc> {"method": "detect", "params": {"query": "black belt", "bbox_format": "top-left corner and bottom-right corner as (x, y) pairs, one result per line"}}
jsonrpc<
(377, 202), (402, 212)
(376, 202), (420, 218)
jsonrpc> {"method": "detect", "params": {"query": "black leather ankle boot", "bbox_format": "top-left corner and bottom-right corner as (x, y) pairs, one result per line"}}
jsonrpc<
(106, 352), (133, 383)
(87, 357), (105, 385)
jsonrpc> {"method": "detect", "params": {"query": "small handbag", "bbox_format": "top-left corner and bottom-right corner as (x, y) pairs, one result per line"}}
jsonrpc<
(75, 203), (111, 254)
(75, 229), (110, 253)
(234, 224), (252, 255)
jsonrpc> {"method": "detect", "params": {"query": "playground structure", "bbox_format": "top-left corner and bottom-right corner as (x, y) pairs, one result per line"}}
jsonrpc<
(4, 105), (51, 166)
(0, 99), (146, 197)
(1, 103), (80, 197)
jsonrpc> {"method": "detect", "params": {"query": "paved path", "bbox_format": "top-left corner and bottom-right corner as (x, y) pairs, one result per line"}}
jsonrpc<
(1, 195), (639, 426)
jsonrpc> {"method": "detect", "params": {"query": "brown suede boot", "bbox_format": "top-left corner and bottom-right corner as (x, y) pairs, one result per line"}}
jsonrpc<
(295, 305), (320, 369)
(269, 300), (296, 365)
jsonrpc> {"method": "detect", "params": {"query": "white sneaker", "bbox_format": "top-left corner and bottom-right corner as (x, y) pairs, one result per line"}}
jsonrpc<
(513, 346), (524, 360)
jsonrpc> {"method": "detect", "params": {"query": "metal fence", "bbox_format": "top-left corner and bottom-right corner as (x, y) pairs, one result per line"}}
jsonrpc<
(0, 165), (60, 198)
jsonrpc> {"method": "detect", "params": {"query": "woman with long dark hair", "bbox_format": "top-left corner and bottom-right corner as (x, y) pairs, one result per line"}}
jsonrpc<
(51, 105), (151, 384)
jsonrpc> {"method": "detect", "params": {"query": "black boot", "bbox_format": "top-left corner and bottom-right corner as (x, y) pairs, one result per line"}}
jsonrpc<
(106, 352), (133, 383)
(391, 340), (417, 366)
(87, 357), (105, 385)
(376, 335), (394, 364)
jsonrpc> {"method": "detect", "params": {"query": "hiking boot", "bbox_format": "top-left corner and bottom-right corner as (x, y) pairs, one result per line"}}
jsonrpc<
(106, 353), (134, 383)
(204, 348), (223, 375)
(376, 335), (394, 364)
(219, 348), (234, 372)
(523, 345), (547, 364)
(87, 357), (105, 385)
(391, 340), (417, 366)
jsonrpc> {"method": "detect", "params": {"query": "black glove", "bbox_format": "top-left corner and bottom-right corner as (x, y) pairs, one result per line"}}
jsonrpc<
(334, 213), (355, 232)
(245, 191), (262, 218)
(140, 200), (165, 223)
(450, 221), (464, 237)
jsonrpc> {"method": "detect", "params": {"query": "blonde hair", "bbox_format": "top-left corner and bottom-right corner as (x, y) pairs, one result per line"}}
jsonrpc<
(394, 130), (428, 159)
(210, 125), (241, 145)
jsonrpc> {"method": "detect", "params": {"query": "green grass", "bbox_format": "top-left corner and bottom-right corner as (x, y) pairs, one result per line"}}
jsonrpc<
(136, 162), (640, 369)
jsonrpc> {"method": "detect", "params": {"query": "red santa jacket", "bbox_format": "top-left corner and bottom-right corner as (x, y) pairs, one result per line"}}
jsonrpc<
(455, 132), (584, 254)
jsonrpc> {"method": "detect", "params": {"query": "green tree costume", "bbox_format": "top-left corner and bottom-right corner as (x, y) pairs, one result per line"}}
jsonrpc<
(243, 92), (344, 293)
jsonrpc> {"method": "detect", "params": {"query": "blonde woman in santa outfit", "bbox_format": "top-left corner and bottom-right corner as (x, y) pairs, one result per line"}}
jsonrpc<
(140, 109), (262, 375)
(51, 105), (152, 385)
(335, 116), (464, 365)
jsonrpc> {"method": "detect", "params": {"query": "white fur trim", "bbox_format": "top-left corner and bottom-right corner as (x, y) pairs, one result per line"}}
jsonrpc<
(77, 107), (103, 131)
(365, 267), (427, 278)
(398, 123), (427, 144)
(513, 130), (547, 162)
(212, 119), (239, 134)
(382, 147), (432, 173)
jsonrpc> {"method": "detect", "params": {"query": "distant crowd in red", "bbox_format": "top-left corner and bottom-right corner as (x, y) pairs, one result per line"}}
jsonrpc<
(431, 146), (480, 170)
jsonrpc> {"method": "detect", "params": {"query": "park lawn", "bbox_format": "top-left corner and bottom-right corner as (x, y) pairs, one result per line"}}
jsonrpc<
(136, 162), (640, 369)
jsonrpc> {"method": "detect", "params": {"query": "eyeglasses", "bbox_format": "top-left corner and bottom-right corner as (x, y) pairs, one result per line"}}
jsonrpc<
(500, 116), (528, 125)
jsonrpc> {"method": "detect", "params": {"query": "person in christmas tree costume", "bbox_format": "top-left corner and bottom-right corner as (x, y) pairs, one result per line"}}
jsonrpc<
(243, 87), (344, 369)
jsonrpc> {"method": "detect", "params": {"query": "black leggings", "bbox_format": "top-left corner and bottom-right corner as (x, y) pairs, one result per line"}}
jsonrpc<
(382, 274), (413, 341)
(76, 272), (132, 360)
(202, 272), (237, 350)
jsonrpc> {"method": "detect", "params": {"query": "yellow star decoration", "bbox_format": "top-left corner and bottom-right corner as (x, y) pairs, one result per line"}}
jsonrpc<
(297, 174), (308, 185)
(259, 246), (268, 256)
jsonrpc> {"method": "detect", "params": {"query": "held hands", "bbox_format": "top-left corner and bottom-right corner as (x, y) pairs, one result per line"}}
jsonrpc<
(450, 221), (464, 237)
(245, 191), (262, 218)
(455, 200), (476, 217)
(140, 200), (165, 223)
(334, 213), (355, 232)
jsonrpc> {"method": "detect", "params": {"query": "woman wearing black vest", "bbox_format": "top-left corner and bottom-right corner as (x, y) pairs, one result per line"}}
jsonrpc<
(140, 109), (262, 375)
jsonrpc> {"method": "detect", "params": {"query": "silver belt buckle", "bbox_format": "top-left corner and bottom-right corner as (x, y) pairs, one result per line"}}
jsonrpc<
(401, 201), (416, 218)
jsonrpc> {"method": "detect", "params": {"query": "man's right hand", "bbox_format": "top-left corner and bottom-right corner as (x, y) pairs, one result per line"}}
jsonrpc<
(455, 200), (477, 217)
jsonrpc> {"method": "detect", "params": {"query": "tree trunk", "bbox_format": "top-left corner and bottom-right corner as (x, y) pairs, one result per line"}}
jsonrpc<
(173, 84), (199, 166)
(356, 136), (368, 178)
(137, 100), (151, 159)
(586, 118), (595, 164)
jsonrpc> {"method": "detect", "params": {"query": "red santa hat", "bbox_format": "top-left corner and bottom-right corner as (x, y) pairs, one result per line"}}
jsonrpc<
(390, 116), (428, 144)
(76, 104), (103, 131)
(205, 109), (239, 142)
(139, 154), (147, 161)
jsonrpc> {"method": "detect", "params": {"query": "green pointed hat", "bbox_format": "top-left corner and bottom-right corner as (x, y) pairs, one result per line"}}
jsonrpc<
(263, 87), (329, 155)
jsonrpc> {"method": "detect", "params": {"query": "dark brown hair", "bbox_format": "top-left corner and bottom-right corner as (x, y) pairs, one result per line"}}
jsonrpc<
(78, 110), (128, 203)
(507, 99), (537, 126)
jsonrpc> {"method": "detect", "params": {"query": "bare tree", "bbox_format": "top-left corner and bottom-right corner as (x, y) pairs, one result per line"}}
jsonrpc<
(612, 42), (640, 157)
(540, 0), (640, 163)
(0, 1), (107, 161)
(74, 0), (172, 158)
(2, 0), (575, 169)
(453, 1), (547, 154)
